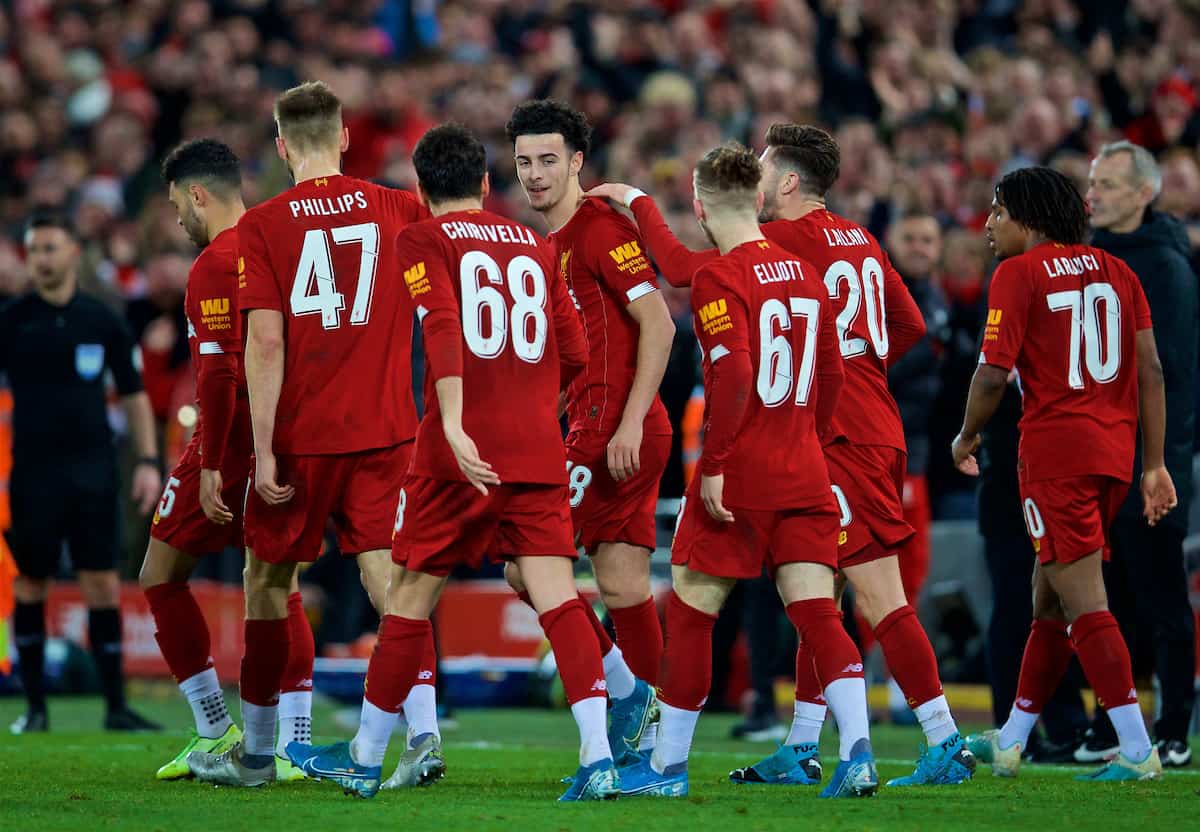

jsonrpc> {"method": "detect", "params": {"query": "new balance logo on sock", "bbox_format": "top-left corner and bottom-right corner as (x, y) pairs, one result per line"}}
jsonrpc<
(1016, 697), (1033, 709)
(297, 679), (313, 690)
(841, 663), (864, 674)
(1127, 688), (1137, 700)
(418, 671), (433, 681)
(590, 679), (608, 693)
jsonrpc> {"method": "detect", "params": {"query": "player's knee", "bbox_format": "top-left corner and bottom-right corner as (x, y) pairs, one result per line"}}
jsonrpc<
(503, 562), (526, 594)
(594, 572), (645, 610)
(78, 570), (120, 607)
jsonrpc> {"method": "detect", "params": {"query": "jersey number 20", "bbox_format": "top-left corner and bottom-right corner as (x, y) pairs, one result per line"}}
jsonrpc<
(825, 257), (888, 360)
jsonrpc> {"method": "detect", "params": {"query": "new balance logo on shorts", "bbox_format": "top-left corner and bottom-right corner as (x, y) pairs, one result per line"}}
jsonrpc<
(841, 663), (864, 674)
(590, 679), (608, 693)
(418, 670), (434, 681)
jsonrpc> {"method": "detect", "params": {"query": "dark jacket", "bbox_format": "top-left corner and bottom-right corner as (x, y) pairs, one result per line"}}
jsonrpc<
(889, 277), (949, 476)
(1092, 210), (1198, 533)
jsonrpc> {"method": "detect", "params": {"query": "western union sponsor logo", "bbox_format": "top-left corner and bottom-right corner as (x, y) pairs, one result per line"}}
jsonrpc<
(697, 298), (727, 325)
(987, 308), (1002, 326)
(608, 240), (642, 264)
(200, 297), (230, 316)
(404, 262), (430, 296)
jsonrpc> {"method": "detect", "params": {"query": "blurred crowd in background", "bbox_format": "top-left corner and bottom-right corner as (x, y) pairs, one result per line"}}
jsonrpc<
(3, 0), (1200, 594)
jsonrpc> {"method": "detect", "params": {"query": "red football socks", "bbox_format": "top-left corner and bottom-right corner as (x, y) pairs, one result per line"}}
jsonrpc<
(538, 598), (607, 705)
(1070, 610), (1139, 710)
(240, 618), (289, 707)
(608, 597), (662, 686)
(874, 604), (943, 707)
(279, 593), (315, 695)
(145, 582), (212, 683)
(1012, 618), (1074, 714)
(793, 640), (826, 705)
(363, 615), (431, 712)
(417, 626), (438, 687)
(785, 598), (865, 686)
(658, 592), (718, 711)
(577, 593), (616, 655)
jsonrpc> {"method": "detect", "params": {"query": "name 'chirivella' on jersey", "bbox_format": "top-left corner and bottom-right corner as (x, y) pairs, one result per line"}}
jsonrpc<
(753, 259), (807, 285)
(1042, 253), (1102, 279)
(440, 220), (539, 247)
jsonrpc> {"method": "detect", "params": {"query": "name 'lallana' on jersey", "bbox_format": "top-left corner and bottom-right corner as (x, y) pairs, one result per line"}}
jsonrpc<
(753, 259), (806, 285)
(288, 190), (370, 219)
(822, 226), (870, 248)
(441, 220), (539, 247)
(1042, 252), (1101, 278)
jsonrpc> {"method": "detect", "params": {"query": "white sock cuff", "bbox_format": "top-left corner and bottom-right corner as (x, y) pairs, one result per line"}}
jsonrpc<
(277, 691), (313, 720)
(179, 667), (221, 703)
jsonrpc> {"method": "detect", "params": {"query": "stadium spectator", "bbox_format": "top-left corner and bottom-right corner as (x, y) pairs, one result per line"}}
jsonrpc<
(1, 211), (162, 734)
(1082, 140), (1197, 767)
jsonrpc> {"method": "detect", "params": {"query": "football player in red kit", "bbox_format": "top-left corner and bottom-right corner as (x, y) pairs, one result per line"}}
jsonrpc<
(186, 82), (438, 788)
(589, 124), (973, 787)
(615, 142), (878, 800)
(142, 138), (256, 779)
(506, 100), (675, 761)
(956, 167), (1175, 781)
(287, 123), (620, 802)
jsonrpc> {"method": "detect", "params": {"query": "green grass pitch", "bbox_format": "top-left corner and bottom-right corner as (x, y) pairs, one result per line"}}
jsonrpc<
(1, 693), (1196, 831)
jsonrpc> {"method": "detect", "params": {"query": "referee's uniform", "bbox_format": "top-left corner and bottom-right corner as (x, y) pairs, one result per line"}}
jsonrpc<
(0, 288), (153, 730)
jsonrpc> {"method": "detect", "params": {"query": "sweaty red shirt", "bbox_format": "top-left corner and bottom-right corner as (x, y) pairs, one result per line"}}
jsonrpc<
(629, 196), (924, 451)
(549, 198), (672, 437)
(185, 225), (249, 464)
(690, 239), (842, 510)
(399, 209), (588, 485)
(981, 242), (1152, 483)
(237, 175), (427, 455)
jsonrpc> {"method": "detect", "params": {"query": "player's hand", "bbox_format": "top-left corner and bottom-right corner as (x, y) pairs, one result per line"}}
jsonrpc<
(584, 183), (637, 206)
(1140, 465), (1178, 527)
(951, 432), (981, 476)
(700, 474), (734, 523)
(131, 462), (162, 515)
(607, 419), (643, 482)
(255, 453), (295, 505)
(200, 468), (234, 525)
(445, 427), (500, 496)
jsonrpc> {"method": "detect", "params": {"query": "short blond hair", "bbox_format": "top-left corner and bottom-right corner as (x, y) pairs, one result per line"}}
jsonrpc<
(274, 80), (342, 154)
(693, 141), (761, 214)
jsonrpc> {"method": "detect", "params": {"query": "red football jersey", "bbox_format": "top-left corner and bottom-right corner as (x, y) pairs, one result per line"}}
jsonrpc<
(184, 226), (250, 456)
(757, 211), (923, 451)
(629, 197), (924, 451)
(690, 239), (841, 509)
(399, 209), (587, 485)
(549, 198), (672, 437)
(981, 242), (1153, 483)
(237, 175), (427, 455)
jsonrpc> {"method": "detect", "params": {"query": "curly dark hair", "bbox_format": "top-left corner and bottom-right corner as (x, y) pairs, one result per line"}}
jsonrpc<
(763, 123), (841, 197)
(994, 166), (1088, 245)
(505, 99), (593, 156)
(412, 122), (488, 203)
(161, 138), (242, 196)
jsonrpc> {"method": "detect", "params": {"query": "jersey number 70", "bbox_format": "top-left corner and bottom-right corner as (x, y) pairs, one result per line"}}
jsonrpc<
(1046, 283), (1121, 389)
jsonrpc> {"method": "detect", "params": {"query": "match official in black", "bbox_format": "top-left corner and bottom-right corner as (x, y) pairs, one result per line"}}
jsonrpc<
(2, 212), (163, 734)
(1083, 140), (1198, 767)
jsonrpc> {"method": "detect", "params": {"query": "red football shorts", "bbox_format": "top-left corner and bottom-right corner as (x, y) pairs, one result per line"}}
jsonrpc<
(151, 440), (251, 557)
(824, 441), (915, 568)
(670, 490), (840, 579)
(244, 441), (413, 564)
(1018, 475), (1129, 564)
(392, 475), (576, 578)
(566, 429), (670, 553)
